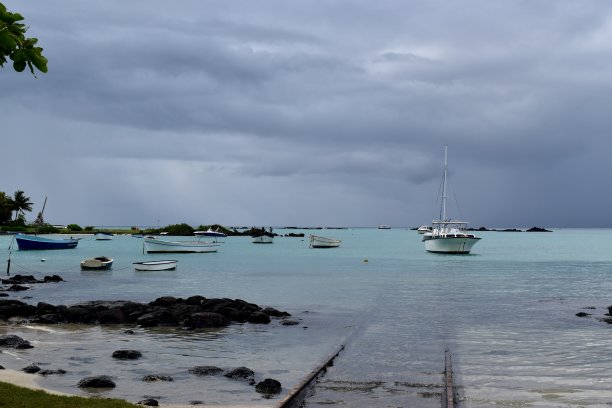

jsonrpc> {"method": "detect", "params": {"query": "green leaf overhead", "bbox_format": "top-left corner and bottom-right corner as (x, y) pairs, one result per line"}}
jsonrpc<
(0, 1), (48, 75)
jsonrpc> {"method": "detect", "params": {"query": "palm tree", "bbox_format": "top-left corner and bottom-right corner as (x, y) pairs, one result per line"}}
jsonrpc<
(10, 190), (33, 221)
(0, 192), (13, 224)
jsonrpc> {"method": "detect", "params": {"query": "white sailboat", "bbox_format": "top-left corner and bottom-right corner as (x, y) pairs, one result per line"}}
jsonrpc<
(422, 146), (481, 254)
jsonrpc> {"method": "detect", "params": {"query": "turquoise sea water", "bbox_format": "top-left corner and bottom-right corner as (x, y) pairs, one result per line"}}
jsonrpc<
(2, 228), (612, 407)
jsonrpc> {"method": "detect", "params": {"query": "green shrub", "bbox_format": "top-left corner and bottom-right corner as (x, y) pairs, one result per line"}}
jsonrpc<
(38, 225), (59, 233)
(84, 226), (94, 231)
(165, 223), (195, 236)
(6, 225), (27, 232)
(67, 223), (83, 231)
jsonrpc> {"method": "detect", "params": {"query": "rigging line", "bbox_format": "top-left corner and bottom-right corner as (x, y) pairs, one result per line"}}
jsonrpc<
(453, 192), (464, 221)
(8, 262), (40, 273)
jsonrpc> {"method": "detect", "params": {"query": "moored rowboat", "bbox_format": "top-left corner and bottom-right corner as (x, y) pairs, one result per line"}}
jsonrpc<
(133, 260), (178, 271)
(309, 235), (341, 248)
(143, 237), (220, 253)
(80, 256), (113, 270)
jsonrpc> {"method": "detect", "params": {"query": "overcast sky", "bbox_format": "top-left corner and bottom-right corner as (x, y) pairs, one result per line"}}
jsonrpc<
(2, 0), (612, 228)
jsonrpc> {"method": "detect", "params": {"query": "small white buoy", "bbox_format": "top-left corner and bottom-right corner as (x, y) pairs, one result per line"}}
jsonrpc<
(41, 258), (46, 262)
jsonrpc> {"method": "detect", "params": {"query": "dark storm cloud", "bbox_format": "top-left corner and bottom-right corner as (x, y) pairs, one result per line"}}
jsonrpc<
(3, 0), (612, 227)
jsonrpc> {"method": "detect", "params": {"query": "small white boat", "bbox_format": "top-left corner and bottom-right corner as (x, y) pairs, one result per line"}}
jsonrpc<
(133, 260), (178, 271)
(95, 232), (114, 240)
(143, 236), (220, 253)
(309, 234), (341, 248)
(194, 227), (227, 238)
(377, 225), (391, 229)
(252, 235), (273, 244)
(80, 256), (113, 270)
(422, 146), (481, 254)
(252, 228), (274, 244)
(417, 225), (433, 234)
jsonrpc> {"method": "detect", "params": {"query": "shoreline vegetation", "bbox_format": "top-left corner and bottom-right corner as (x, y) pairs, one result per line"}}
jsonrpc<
(0, 223), (553, 236)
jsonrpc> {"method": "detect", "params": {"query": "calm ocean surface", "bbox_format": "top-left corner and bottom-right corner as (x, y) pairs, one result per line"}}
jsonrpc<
(2, 228), (612, 407)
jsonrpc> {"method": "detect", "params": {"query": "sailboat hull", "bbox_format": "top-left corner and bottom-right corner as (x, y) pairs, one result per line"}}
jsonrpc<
(423, 236), (480, 254)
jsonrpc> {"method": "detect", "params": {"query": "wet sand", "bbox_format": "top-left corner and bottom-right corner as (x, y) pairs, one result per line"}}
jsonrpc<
(0, 368), (70, 395)
(0, 369), (272, 407)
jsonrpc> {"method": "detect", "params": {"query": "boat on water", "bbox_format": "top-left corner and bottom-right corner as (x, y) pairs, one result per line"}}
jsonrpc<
(95, 232), (114, 240)
(422, 146), (481, 254)
(80, 256), (113, 270)
(417, 225), (433, 234)
(377, 225), (391, 229)
(15, 234), (79, 250)
(309, 234), (342, 248)
(133, 260), (178, 271)
(143, 236), (220, 253)
(252, 227), (274, 244)
(194, 227), (227, 238)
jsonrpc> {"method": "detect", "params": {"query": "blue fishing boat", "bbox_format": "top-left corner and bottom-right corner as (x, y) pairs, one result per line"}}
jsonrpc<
(15, 234), (79, 250)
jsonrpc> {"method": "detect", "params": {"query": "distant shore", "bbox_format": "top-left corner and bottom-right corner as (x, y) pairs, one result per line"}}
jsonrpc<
(0, 225), (554, 236)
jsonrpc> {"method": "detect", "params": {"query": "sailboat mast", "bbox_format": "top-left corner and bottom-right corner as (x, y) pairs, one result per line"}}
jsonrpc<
(441, 146), (448, 221)
(35, 196), (48, 236)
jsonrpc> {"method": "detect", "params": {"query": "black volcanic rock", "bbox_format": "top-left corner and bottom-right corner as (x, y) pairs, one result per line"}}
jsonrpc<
(255, 378), (282, 395)
(0, 300), (36, 319)
(0, 334), (33, 349)
(224, 366), (255, 381)
(7, 284), (29, 291)
(262, 307), (291, 318)
(526, 226), (552, 232)
(136, 309), (177, 327)
(77, 375), (116, 388)
(1, 275), (38, 284)
(22, 364), (41, 374)
(142, 374), (173, 382)
(247, 311), (271, 324)
(39, 369), (67, 376)
(137, 399), (159, 406)
(189, 366), (224, 376)
(112, 350), (143, 360)
(0, 296), (289, 330)
(1, 274), (63, 284)
(281, 319), (300, 326)
(182, 312), (229, 329)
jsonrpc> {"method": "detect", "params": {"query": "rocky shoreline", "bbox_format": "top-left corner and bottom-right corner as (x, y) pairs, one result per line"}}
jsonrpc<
(0, 294), (299, 405)
(0, 295), (293, 328)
